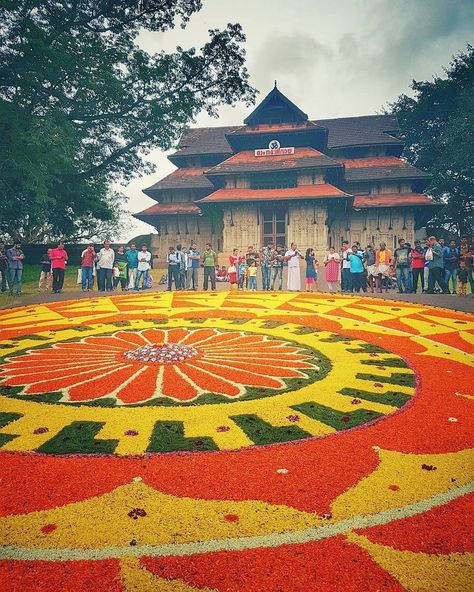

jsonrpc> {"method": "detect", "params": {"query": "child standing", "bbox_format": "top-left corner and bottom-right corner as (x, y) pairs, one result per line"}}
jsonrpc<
(38, 249), (52, 291)
(246, 261), (257, 291)
(305, 248), (319, 292)
(238, 256), (246, 290)
(457, 261), (469, 296)
(324, 247), (340, 293)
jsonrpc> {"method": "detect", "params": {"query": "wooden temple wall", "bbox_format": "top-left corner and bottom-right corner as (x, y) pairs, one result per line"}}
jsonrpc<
(329, 208), (415, 250)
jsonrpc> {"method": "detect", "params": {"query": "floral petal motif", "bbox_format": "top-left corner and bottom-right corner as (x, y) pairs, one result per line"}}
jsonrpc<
(0, 328), (315, 404)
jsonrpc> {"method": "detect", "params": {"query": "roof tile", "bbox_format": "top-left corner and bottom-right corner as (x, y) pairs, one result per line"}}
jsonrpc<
(197, 184), (351, 204)
(353, 193), (433, 208)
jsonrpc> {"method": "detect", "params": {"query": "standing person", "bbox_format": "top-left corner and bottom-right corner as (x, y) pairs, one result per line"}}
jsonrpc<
(324, 247), (340, 293)
(443, 239), (459, 295)
(166, 246), (179, 291)
(393, 238), (412, 293)
(341, 240), (352, 292)
(349, 245), (366, 293)
(186, 242), (200, 290)
(411, 240), (426, 293)
(228, 248), (239, 288)
(0, 241), (8, 293)
(261, 241), (273, 291)
(126, 243), (139, 290)
(364, 243), (377, 293)
(6, 242), (25, 296)
(246, 261), (257, 291)
(426, 236), (449, 294)
(457, 261), (469, 296)
(244, 245), (258, 290)
(376, 243), (392, 293)
(175, 244), (186, 290)
(271, 245), (285, 290)
(96, 241), (115, 292)
(459, 237), (473, 293)
(50, 241), (68, 294)
(238, 255), (246, 290)
(38, 249), (52, 291)
(304, 248), (319, 292)
(80, 243), (96, 291)
(113, 246), (128, 291)
(136, 244), (151, 290)
(285, 243), (303, 291)
(202, 243), (217, 291)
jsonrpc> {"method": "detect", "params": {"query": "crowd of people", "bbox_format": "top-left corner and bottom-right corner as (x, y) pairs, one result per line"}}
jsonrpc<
(0, 235), (473, 297)
(0, 240), (152, 295)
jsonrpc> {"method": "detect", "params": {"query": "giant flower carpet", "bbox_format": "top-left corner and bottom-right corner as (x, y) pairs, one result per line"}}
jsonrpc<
(0, 291), (472, 591)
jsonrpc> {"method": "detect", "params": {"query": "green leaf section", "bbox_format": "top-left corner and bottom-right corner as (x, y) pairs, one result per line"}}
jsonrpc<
(291, 402), (383, 431)
(147, 421), (218, 453)
(361, 358), (409, 368)
(0, 412), (22, 447)
(230, 414), (311, 445)
(338, 387), (411, 408)
(356, 372), (416, 387)
(37, 422), (118, 455)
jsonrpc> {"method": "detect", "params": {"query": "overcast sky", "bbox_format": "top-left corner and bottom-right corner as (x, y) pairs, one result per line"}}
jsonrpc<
(119, 0), (474, 241)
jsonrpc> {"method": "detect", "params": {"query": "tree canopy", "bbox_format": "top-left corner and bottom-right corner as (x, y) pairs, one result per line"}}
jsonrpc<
(0, 0), (256, 242)
(389, 45), (474, 236)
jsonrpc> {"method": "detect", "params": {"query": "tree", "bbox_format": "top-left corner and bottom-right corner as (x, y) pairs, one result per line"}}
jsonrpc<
(0, 1), (256, 242)
(389, 46), (474, 236)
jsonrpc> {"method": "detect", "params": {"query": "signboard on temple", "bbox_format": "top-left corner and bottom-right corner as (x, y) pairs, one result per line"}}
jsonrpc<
(255, 140), (295, 157)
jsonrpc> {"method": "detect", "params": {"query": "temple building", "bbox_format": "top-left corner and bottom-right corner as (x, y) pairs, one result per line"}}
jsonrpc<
(136, 85), (433, 259)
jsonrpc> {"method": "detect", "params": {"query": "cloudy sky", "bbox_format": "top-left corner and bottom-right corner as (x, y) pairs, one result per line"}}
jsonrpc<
(120, 0), (474, 240)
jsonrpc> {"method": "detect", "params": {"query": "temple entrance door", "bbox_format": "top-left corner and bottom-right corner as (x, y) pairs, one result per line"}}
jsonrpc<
(261, 206), (287, 248)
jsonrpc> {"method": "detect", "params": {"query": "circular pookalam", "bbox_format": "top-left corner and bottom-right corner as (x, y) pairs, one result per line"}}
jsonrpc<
(0, 292), (472, 592)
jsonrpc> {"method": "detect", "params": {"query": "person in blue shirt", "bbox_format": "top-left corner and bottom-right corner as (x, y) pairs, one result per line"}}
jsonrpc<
(185, 242), (200, 290)
(348, 246), (367, 293)
(126, 243), (139, 290)
(443, 239), (459, 294)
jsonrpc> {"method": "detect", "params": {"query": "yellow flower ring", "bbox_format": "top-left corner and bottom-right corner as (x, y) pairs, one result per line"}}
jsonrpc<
(0, 292), (472, 592)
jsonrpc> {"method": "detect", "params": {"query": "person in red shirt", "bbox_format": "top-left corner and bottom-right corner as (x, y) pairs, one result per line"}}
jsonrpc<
(81, 243), (96, 291)
(411, 239), (426, 293)
(50, 241), (68, 293)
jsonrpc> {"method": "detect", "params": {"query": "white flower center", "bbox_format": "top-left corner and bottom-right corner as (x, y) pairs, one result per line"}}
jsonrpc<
(123, 343), (198, 364)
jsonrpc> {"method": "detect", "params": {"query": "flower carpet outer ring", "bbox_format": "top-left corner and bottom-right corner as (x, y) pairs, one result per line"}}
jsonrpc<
(0, 292), (473, 592)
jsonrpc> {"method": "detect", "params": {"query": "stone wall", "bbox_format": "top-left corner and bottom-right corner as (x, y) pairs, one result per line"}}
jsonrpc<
(222, 204), (260, 252)
(287, 203), (328, 260)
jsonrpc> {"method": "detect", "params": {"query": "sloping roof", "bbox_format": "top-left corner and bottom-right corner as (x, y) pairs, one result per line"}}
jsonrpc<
(172, 125), (236, 157)
(135, 203), (201, 218)
(169, 115), (402, 158)
(341, 156), (405, 168)
(243, 86), (308, 125)
(205, 147), (342, 175)
(345, 161), (430, 182)
(317, 115), (402, 149)
(197, 184), (351, 204)
(143, 168), (214, 197)
(353, 194), (433, 208)
(228, 121), (322, 136)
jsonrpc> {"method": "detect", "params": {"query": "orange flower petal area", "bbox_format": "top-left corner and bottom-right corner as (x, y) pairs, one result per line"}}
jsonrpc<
(0, 292), (473, 592)
(0, 328), (315, 403)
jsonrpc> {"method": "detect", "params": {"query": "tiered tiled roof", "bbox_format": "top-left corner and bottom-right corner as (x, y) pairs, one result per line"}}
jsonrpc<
(143, 168), (214, 198)
(197, 184), (351, 204)
(227, 121), (324, 136)
(353, 194), (433, 208)
(205, 147), (341, 176)
(169, 115), (402, 159)
(134, 203), (201, 218)
(344, 160), (430, 182)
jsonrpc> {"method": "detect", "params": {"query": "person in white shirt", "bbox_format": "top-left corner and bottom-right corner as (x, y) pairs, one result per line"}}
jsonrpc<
(285, 242), (304, 291)
(136, 244), (151, 290)
(96, 241), (115, 292)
